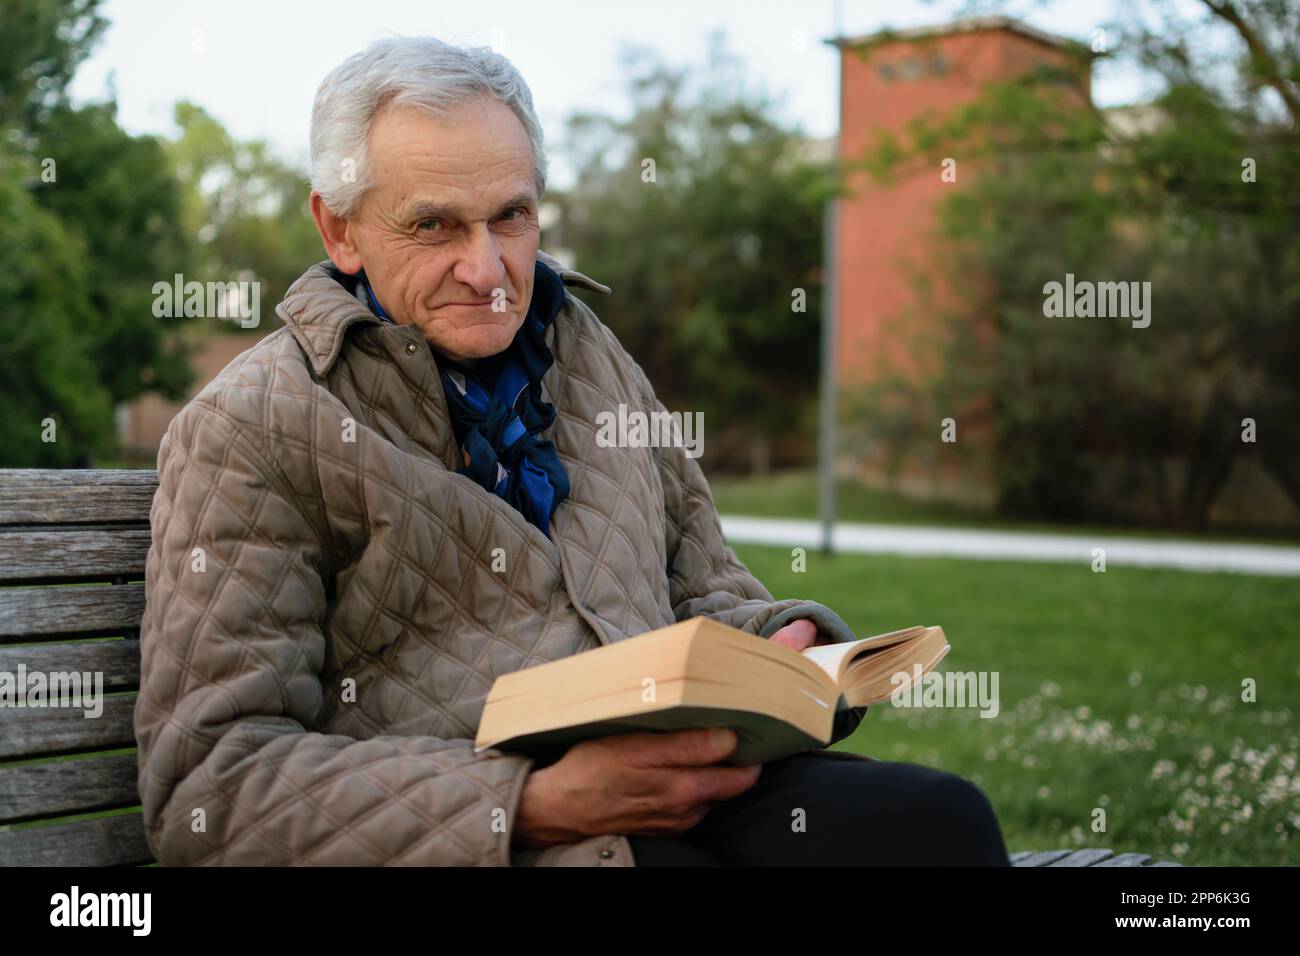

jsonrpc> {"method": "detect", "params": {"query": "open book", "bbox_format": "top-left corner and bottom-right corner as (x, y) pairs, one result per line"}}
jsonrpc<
(474, 617), (950, 766)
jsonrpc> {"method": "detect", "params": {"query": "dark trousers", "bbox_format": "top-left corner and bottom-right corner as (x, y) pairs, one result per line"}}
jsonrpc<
(628, 751), (1010, 866)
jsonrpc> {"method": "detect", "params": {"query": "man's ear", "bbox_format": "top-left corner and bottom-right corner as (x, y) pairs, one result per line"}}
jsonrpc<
(310, 191), (364, 274)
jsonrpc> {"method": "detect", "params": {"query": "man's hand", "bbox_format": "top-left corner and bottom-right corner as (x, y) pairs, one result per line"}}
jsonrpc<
(512, 728), (761, 849)
(767, 618), (831, 652)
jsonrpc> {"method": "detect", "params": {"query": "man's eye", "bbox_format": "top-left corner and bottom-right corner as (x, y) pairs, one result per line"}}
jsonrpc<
(416, 219), (442, 233)
(500, 207), (528, 222)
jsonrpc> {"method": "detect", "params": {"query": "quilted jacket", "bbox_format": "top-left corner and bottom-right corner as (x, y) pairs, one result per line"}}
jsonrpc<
(134, 250), (866, 866)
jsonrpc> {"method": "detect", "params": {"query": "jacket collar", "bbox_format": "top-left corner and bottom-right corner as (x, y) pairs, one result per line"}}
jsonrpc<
(275, 249), (611, 378)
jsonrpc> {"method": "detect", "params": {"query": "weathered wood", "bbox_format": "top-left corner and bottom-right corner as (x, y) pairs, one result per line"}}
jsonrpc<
(0, 470), (156, 526)
(1048, 848), (1115, 867)
(0, 529), (151, 583)
(0, 812), (153, 866)
(1013, 849), (1076, 867)
(0, 753), (140, 824)
(1014, 848), (1180, 867)
(0, 583), (145, 638)
(0, 694), (137, 759)
(0, 639), (140, 690)
(1094, 852), (1154, 867)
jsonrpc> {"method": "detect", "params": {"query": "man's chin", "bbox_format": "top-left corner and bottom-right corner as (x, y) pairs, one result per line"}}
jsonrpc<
(429, 326), (519, 362)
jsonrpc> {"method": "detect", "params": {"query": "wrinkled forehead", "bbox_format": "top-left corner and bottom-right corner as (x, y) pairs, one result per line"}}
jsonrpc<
(366, 99), (536, 221)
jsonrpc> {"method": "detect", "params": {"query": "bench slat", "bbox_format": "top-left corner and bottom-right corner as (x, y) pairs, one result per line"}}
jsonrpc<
(0, 812), (153, 866)
(0, 694), (137, 758)
(0, 753), (140, 824)
(1015, 848), (1179, 867)
(0, 529), (151, 583)
(1094, 852), (1154, 867)
(0, 640), (140, 690)
(0, 470), (157, 526)
(1047, 848), (1116, 866)
(0, 583), (146, 638)
(1013, 849), (1075, 867)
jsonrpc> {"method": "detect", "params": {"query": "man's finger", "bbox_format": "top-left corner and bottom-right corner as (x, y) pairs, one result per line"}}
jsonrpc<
(770, 618), (819, 650)
(617, 727), (739, 767)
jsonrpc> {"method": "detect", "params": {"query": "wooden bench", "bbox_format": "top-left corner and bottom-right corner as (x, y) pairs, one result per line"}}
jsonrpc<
(0, 470), (154, 866)
(0, 469), (1181, 867)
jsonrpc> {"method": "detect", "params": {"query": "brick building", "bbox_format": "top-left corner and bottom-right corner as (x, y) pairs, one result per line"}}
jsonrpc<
(829, 16), (1091, 388)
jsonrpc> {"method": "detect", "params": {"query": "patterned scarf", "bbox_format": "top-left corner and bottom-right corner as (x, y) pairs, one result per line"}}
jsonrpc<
(359, 260), (571, 537)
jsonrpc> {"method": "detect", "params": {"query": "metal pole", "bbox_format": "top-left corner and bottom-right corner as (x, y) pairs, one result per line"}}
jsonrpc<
(818, 0), (844, 555)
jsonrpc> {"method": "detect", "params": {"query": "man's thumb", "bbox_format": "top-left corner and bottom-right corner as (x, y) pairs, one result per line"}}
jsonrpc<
(678, 727), (737, 764)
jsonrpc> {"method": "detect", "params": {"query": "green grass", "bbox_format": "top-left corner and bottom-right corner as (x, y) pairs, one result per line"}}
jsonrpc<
(733, 542), (1300, 866)
(712, 469), (1300, 545)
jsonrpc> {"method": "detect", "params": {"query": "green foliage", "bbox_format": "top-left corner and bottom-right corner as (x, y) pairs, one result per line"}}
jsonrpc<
(558, 33), (833, 454)
(849, 1), (1300, 529)
(0, 2), (330, 466)
(31, 101), (195, 403)
(0, 0), (201, 464)
(0, 147), (112, 465)
(0, 0), (106, 131)
(168, 101), (325, 318)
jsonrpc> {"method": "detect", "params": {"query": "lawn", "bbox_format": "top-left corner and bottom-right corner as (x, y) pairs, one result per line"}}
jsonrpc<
(732, 542), (1300, 866)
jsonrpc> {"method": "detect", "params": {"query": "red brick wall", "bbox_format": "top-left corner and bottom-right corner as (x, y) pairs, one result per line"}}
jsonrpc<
(835, 27), (1090, 388)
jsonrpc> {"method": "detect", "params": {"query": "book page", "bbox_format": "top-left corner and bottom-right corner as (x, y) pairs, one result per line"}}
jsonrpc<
(800, 625), (929, 682)
(801, 640), (863, 683)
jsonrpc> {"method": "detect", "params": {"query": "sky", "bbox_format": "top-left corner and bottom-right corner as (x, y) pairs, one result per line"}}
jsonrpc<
(67, 0), (1185, 190)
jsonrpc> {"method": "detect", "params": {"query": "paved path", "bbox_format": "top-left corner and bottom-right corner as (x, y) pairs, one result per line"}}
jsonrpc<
(719, 515), (1300, 576)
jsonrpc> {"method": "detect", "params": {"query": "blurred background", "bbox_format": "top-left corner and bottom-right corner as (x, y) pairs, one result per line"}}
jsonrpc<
(1, 0), (1297, 863)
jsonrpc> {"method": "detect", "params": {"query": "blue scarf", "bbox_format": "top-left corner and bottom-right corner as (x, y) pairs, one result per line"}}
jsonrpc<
(360, 260), (571, 537)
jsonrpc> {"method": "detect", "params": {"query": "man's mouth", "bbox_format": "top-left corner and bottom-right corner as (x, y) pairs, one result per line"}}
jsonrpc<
(441, 300), (503, 310)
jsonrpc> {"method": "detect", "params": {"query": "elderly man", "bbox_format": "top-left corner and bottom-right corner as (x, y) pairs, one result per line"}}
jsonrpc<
(135, 36), (1009, 866)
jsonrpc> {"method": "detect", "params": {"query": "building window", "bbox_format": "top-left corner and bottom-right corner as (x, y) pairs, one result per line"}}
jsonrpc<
(878, 51), (949, 83)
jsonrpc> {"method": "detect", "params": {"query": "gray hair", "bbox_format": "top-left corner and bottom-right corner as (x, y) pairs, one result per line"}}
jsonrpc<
(309, 36), (547, 219)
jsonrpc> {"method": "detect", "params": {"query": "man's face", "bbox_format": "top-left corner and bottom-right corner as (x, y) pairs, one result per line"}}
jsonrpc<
(343, 96), (541, 363)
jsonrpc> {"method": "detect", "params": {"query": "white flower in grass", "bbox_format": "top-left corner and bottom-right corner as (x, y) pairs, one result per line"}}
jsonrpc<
(1150, 759), (1177, 781)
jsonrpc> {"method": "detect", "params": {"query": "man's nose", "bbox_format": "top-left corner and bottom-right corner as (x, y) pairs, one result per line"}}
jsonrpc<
(451, 226), (509, 298)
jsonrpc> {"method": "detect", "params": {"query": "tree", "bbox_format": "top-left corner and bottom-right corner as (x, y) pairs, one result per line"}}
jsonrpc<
(851, 0), (1300, 529)
(0, 0), (198, 465)
(0, 0), (106, 132)
(168, 101), (325, 321)
(557, 33), (835, 470)
(31, 100), (195, 403)
(0, 147), (112, 466)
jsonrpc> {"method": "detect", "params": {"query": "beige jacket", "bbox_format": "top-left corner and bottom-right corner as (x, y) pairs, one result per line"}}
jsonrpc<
(135, 251), (864, 866)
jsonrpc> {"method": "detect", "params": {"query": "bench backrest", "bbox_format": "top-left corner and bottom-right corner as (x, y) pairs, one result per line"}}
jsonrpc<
(0, 469), (158, 866)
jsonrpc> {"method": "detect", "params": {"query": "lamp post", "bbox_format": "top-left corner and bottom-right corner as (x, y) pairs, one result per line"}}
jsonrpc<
(818, 0), (844, 556)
